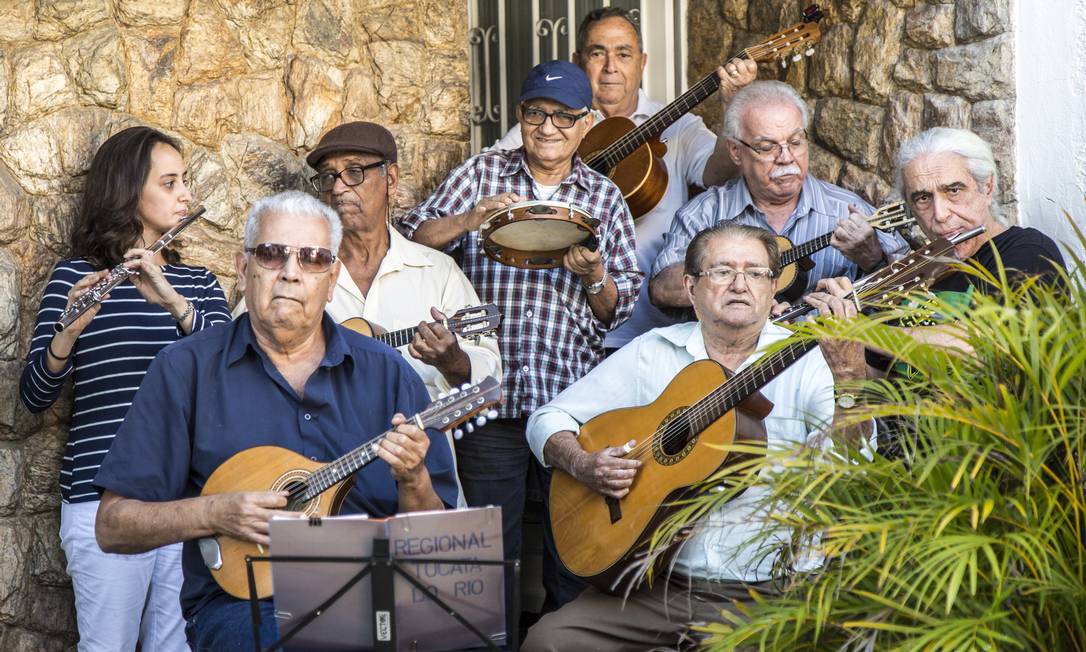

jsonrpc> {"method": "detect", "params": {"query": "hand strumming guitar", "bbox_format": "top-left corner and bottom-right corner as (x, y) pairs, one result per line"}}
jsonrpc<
(376, 413), (445, 512)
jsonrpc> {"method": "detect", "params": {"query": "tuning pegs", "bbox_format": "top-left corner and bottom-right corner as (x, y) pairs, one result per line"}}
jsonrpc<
(460, 383), (471, 391)
(486, 409), (498, 419)
(465, 422), (475, 434)
(792, 53), (802, 62)
(780, 59), (787, 69)
(437, 392), (447, 399)
(448, 386), (460, 394)
(475, 415), (488, 427)
(453, 428), (464, 440)
(805, 47), (815, 57)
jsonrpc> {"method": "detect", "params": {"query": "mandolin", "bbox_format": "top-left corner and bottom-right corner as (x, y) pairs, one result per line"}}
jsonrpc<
(550, 232), (973, 594)
(774, 201), (912, 302)
(340, 304), (501, 348)
(198, 376), (502, 600)
(578, 5), (824, 218)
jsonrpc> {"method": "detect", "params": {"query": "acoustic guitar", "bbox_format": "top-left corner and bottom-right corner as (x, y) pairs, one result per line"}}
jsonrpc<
(340, 304), (501, 348)
(199, 376), (502, 600)
(578, 5), (825, 218)
(774, 201), (912, 302)
(549, 234), (967, 593)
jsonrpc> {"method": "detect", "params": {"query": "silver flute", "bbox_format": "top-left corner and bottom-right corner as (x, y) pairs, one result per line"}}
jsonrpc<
(54, 206), (207, 333)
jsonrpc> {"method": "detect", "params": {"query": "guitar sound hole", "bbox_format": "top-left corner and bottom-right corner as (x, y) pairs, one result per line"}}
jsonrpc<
(660, 418), (693, 456)
(283, 480), (308, 512)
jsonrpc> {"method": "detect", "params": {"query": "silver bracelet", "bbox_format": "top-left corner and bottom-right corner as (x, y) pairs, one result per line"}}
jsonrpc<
(174, 300), (194, 323)
(582, 273), (608, 296)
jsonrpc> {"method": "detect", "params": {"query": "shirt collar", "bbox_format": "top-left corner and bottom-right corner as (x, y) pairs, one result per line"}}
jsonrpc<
(655, 320), (793, 370)
(226, 311), (353, 370)
(334, 227), (433, 302)
(728, 174), (819, 223)
(500, 147), (598, 193)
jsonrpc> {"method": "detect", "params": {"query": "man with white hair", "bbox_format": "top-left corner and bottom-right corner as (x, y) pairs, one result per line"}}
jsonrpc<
(896, 126), (1064, 300)
(649, 80), (910, 310)
(93, 191), (459, 649)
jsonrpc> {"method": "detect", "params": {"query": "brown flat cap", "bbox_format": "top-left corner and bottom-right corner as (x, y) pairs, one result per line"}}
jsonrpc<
(305, 121), (398, 168)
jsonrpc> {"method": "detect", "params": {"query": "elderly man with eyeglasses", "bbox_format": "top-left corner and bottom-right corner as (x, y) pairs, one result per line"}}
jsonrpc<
(401, 59), (641, 621)
(522, 222), (871, 652)
(95, 191), (460, 650)
(649, 80), (911, 311)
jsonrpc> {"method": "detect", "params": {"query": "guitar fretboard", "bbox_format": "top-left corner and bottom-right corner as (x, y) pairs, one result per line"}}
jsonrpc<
(662, 340), (817, 446)
(378, 326), (419, 349)
(781, 232), (833, 266)
(301, 433), (386, 501)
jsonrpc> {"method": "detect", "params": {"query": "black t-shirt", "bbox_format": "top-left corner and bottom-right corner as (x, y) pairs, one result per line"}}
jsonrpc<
(931, 226), (1065, 297)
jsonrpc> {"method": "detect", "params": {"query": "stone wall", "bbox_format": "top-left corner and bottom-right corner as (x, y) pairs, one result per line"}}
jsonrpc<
(687, 0), (1016, 220)
(0, 2), (469, 648)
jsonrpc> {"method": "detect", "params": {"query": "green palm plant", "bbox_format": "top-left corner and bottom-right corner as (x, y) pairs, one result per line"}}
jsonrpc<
(648, 228), (1086, 651)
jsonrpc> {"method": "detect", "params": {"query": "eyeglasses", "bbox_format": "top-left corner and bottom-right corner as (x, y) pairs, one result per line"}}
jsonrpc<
(309, 160), (387, 193)
(245, 243), (337, 273)
(692, 266), (776, 285)
(520, 106), (590, 129)
(735, 133), (809, 160)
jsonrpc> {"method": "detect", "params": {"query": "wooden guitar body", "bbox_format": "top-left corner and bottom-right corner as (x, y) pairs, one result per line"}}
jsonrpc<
(578, 116), (669, 219)
(201, 446), (353, 600)
(340, 316), (387, 338)
(549, 360), (770, 593)
(773, 235), (817, 303)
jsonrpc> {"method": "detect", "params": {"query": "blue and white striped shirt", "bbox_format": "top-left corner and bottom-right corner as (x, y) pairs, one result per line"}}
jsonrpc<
(652, 175), (910, 292)
(20, 259), (230, 503)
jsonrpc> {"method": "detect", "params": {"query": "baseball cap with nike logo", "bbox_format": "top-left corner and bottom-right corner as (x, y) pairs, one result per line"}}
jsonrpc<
(518, 60), (593, 110)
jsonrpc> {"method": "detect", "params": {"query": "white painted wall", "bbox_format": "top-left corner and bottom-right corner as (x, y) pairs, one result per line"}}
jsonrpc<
(1016, 0), (1086, 264)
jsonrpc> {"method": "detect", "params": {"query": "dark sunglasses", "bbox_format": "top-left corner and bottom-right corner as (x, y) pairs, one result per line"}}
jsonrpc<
(245, 243), (337, 273)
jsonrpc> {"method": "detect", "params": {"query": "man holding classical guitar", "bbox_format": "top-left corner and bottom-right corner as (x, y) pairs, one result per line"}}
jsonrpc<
(522, 223), (871, 651)
(93, 192), (459, 649)
(650, 80), (911, 311)
(493, 6), (759, 350)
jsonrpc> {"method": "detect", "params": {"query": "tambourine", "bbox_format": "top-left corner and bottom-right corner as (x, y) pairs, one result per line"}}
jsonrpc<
(479, 200), (599, 269)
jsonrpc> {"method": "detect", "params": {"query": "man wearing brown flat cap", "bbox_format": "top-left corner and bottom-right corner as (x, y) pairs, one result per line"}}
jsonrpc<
(235, 122), (501, 506)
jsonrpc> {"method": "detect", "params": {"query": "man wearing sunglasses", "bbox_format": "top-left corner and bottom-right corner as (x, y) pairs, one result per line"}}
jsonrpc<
(401, 60), (641, 618)
(649, 81), (910, 312)
(95, 191), (459, 649)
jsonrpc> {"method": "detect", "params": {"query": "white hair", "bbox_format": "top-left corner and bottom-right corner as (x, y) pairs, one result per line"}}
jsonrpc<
(895, 127), (1006, 225)
(243, 190), (344, 254)
(722, 80), (810, 142)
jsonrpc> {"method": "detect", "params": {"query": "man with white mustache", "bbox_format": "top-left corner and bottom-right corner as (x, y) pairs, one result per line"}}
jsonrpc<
(649, 81), (909, 310)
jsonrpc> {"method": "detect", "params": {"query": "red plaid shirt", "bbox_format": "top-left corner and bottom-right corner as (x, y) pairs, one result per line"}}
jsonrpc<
(399, 149), (642, 418)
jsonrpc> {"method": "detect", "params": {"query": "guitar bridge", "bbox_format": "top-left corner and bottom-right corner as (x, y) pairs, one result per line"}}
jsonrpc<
(605, 496), (622, 524)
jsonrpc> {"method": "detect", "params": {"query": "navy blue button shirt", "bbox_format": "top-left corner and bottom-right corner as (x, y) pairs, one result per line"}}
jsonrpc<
(94, 312), (458, 618)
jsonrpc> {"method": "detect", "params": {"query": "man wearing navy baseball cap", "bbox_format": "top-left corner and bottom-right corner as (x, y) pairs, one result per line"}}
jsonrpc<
(400, 60), (642, 626)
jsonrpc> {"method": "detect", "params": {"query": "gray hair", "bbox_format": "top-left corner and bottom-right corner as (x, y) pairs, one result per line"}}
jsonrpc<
(722, 80), (810, 142)
(894, 127), (1005, 225)
(684, 222), (781, 277)
(243, 190), (344, 254)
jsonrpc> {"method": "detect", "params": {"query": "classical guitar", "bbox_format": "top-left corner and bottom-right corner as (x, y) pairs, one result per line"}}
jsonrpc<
(550, 232), (973, 594)
(577, 5), (824, 218)
(774, 201), (913, 302)
(199, 376), (502, 600)
(340, 304), (501, 348)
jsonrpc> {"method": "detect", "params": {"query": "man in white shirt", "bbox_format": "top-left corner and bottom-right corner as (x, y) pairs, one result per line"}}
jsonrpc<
(521, 222), (870, 651)
(491, 7), (758, 349)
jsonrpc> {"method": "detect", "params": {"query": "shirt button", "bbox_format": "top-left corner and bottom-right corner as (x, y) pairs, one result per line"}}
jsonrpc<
(304, 413), (312, 421)
(310, 456), (317, 461)
(521, 365), (529, 374)
(525, 310), (533, 318)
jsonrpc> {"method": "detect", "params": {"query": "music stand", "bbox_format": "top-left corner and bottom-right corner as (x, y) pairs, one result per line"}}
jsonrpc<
(246, 509), (519, 652)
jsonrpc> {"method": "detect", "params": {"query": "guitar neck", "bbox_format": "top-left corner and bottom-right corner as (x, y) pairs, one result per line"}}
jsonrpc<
(681, 340), (817, 436)
(377, 325), (420, 349)
(780, 232), (833, 266)
(585, 63), (738, 172)
(301, 431), (389, 500)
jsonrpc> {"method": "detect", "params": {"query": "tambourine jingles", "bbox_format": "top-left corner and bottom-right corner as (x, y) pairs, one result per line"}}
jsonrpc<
(478, 200), (599, 269)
